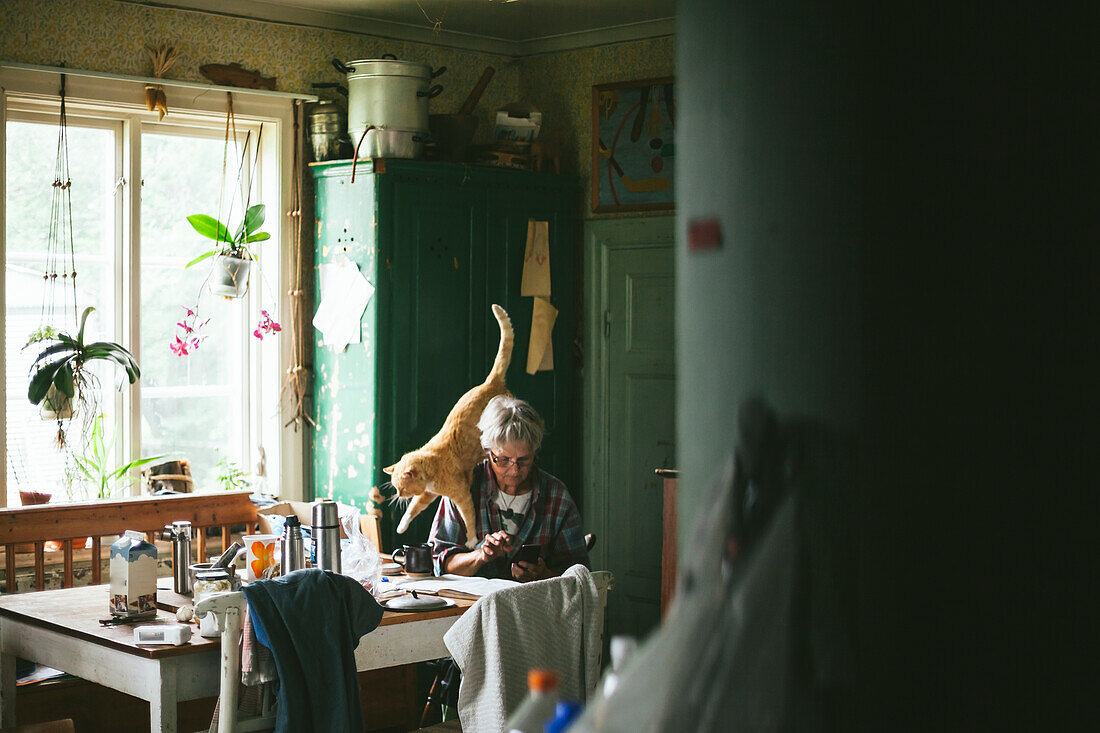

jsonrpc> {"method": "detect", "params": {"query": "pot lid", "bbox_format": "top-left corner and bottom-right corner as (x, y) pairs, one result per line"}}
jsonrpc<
(381, 593), (451, 611)
(345, 59), (431, 80)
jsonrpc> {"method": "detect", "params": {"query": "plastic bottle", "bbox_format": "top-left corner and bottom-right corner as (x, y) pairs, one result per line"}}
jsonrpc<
(505, 669), (560, 733)
(545, 700), (583, 733)
(601, 635), (638, 699)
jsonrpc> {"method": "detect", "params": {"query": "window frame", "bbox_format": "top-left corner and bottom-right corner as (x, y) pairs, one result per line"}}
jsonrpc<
(0, 65), (304, 506)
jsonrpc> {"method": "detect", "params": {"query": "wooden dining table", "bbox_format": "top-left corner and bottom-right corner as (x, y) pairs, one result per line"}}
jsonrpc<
(0, 579), (472, 732)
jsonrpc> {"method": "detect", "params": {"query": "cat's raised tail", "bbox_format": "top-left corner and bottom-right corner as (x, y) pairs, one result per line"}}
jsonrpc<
(487, 304), (514, 385)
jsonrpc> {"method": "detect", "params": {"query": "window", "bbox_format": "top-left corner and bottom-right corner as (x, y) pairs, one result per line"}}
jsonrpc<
(1, 67), (298, 506)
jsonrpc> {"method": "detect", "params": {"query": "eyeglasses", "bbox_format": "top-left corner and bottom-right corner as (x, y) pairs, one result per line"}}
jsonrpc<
(488, 452), (533, 470)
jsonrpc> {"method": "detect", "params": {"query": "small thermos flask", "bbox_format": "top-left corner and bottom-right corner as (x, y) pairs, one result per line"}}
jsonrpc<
(281, 515), (306, 574)
(161, 520), (193, 594)
(312, 500), (342, 573)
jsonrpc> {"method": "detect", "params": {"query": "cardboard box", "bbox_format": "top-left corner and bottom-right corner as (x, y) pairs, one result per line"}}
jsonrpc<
(257, 501), (382, 552)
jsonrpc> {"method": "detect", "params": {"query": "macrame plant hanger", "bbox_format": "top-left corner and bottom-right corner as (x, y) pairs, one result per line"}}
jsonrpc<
(40, 68), (82, 447)
(42, 69), (79, 337)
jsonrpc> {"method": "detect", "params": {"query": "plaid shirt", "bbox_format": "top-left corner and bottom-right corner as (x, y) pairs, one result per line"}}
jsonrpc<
(428, 460), (590, 579)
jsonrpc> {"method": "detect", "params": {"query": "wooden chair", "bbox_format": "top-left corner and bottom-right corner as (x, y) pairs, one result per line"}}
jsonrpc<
(194, 591), (276, 733)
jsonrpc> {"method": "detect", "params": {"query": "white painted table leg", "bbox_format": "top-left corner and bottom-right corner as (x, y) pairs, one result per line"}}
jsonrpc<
(0, 647), (15, 727)
(150, 663), (179, 733)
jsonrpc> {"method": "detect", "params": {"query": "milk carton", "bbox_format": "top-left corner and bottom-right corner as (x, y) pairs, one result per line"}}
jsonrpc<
(109, 530), (158, 618)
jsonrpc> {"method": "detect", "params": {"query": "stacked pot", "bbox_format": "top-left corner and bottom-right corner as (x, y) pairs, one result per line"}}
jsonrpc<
(333, 57), (444, 160)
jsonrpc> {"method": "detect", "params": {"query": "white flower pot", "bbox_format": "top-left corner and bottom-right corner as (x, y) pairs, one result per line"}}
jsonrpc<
(39, 383), (74, 420)
(210, 254), (252, 298)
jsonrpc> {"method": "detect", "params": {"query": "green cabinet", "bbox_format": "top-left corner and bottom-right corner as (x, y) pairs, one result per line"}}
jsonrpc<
(311, 159), (578, 550)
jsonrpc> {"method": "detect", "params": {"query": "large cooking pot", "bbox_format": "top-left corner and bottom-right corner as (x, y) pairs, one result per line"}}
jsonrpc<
(333, 56), (444, 159)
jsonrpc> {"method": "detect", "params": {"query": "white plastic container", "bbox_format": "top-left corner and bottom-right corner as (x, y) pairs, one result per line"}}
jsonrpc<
(505, 669), (559, 733)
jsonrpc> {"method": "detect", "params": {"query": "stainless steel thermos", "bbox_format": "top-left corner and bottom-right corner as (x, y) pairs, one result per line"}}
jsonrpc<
(281, 515), (306, 573)
(312, 500), (342, 573)
(161, 520), (193, 594)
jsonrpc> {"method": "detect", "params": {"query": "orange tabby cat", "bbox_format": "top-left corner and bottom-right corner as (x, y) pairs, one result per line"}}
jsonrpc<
(383, 304), (513, 545)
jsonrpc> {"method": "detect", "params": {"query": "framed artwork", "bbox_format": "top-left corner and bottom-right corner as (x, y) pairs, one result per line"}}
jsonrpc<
(592, 77), (675, 213)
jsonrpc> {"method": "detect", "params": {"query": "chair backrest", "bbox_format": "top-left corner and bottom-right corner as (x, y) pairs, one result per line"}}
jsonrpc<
(194, 591), (275, 733)
(590, 570), (614, 672)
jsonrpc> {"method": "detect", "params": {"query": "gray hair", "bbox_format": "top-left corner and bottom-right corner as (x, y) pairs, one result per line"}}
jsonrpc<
(478, 395), (545, 454)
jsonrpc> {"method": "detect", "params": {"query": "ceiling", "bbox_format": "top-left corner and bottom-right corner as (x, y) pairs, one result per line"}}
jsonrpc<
(129, 0), (676, 56)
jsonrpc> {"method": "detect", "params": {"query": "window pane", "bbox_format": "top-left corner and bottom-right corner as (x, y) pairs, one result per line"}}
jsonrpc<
(5, 120), (116, 503)
(140, 131), (249, 492)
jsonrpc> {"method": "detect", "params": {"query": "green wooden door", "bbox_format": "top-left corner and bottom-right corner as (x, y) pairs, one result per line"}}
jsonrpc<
(585, 217), (676, 641)
(377, 173), (487, 545)
(356, 161), (578, 550)
(484, 185), (579, 502)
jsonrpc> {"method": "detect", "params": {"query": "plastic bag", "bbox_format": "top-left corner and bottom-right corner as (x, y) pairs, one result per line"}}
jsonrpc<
(340, 508), (383, 596)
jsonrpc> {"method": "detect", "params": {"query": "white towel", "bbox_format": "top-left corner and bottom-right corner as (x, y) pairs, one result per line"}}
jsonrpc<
(443, 565), (601, 733)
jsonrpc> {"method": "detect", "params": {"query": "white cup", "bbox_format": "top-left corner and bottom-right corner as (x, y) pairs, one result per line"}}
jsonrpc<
(242, 534), (279, 581)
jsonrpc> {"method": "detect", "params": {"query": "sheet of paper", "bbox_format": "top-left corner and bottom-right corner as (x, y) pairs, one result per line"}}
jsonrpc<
(385, 574), (520, 598)
(526, 296), (558, 374)
(312, 257), (374, 351)
(520, 219), (551, 297)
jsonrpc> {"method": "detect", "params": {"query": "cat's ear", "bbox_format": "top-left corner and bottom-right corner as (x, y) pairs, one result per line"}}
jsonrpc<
(383, 465), (395, 475)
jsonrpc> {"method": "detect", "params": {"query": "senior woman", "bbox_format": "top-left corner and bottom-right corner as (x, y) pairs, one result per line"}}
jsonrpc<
(428, 395), (590, 581)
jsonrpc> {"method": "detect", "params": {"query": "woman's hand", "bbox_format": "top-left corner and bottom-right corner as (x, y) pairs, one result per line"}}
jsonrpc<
(478, 531), (514, 564)
(512, 557), (552, 582)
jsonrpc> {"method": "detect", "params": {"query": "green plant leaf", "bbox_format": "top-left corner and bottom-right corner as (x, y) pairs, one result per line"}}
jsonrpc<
(31, 341), (76, 366)
(53, 362), (76, 398)
(185, 249), (218, 269)
(246, 232), (270, 243)
(76, 306), (96, 345)
(28, 361), (66, 404)
(187, 214), (232, 243)
(243, 204), (266, 234)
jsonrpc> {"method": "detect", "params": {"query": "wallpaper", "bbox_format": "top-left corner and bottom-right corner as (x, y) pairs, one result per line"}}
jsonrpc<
(0, 0), (520, 145)
(520, 37), (675, 218)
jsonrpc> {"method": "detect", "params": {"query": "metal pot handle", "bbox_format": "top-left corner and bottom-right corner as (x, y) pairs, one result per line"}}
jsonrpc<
(311, 82), (348, 97)
(332, 58), (353, 75)
(418, 84), (444, 99)
(431, 65), (448, 79)
(381, 53), (398, 60)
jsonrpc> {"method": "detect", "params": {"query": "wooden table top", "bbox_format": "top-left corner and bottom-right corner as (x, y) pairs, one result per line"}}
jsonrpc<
(0, 580), (473, 660)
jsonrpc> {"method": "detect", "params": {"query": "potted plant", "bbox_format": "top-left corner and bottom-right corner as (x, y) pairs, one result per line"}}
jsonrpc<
(185, 203), (270, 298)
(70, 414), (168, 500)
(27, 306), (140, 423)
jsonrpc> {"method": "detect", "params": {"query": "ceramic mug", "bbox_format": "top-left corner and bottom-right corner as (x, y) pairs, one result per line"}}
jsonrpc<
(242, 534), (279, 581)
(392, 543), (433, 575)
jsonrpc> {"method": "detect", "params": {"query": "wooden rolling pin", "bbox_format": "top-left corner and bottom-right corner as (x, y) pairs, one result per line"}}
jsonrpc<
(458, 66), (495, 116)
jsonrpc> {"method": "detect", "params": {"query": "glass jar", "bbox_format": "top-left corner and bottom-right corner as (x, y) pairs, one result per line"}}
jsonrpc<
(194, 569), (233, 638)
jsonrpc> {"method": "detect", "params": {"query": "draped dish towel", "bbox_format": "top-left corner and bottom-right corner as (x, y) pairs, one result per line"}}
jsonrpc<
(443, 564), (601, 733)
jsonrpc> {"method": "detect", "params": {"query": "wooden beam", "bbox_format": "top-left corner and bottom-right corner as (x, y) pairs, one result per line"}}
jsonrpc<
(0, 491), (257, 545)
(4, 544), (15, 593)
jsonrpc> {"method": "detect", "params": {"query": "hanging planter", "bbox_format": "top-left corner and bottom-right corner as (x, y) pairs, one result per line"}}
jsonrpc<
(209, 254), (253, 298)
(27, 307), (141, 446)
(185, 203), (269, 300)
(39, 383), (75, 421)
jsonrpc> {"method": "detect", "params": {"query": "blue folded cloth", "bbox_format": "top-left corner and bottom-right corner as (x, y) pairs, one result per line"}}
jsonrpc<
(242, 568), (383, 732)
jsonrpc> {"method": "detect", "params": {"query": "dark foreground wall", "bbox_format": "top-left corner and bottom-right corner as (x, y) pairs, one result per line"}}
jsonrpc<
(676, 0), (1094, 726)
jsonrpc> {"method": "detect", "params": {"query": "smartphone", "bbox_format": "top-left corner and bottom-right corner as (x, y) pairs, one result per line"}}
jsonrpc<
(512, 543), (541, 565)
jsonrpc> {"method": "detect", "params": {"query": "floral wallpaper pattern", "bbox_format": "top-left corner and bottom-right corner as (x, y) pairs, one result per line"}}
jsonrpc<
(0, 0), (520, 145)
(1, 0), (673, 218)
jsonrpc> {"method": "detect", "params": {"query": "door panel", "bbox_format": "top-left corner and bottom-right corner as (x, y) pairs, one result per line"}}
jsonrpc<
(604, 239), (676, 641)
